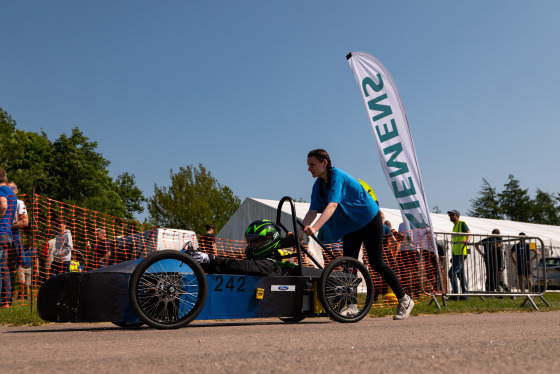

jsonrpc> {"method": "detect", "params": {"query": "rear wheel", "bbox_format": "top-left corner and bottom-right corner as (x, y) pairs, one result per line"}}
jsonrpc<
(318, 257), (373, 323)
(129, 250), (207, 330)
(279, 316), (305, 323)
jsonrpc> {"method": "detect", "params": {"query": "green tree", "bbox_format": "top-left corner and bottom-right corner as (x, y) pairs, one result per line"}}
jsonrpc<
(0, 108), (16, 142)
(47, 127), (146, 218)
(0, 108), (145, 219)
(531, 189), (560, 225)
(1, 109), (53, 194)
(116, 172), (146, 220)
(2, 129), (53, 194)
(468, 178), (502, 219)
(49, 127), (112, 203)
(0, 108), (18, 170)
(147, 164), (241, 233)
(498, 174), (532, 222)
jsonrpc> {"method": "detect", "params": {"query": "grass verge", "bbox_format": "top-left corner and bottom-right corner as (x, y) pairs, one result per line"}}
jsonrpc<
(370, 292), (560, 318)
(0, 300), (44, 326)
(1, 293), (559, 326)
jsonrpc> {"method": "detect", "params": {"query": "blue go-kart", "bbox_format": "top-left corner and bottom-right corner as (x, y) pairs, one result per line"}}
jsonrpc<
(37, 197), (374, 329)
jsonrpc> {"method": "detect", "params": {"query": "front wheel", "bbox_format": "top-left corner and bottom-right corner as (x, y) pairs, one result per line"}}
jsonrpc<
(129, 250), (207, 330)
(318, 257), (374, 323)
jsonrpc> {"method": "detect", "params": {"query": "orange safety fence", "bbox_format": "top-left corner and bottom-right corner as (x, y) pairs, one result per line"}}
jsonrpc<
(209, 234), (444, 311)
(309, 235), (444, 310)
(1, 194), (444, 314)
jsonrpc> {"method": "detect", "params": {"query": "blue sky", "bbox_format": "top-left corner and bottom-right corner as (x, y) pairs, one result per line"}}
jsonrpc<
(2, 1), (559, 222)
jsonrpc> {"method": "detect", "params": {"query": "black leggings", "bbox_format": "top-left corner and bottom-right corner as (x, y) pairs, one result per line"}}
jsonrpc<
(342, 212), (405, 299)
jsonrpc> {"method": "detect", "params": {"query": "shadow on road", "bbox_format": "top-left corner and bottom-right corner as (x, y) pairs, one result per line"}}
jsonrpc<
(4, 319), (330, 334)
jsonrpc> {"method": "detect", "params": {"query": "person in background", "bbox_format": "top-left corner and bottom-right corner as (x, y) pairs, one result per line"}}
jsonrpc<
(93, 228), (112, 269)
(384, 219), (397, 237)
(6, 182), (28, 302)
(397, 221), (421, 300)
(69, 251), (83, 273)
(385, 219), (404, 252)
(447, 210), (471, 301)
(475, 229), (504, 292)
(42, 238), (56, 280)
(0, 169), (17, 306)
(380, 213), (397, 253)
(299, 149), (414, 320)
(199, 223), (218, 256)
(383, 218), (400, 256)
(50, 218), (73, 277)
(511, 233), (539, 292)
(384, 219), (392, 230)
(16, 235), (38, 300)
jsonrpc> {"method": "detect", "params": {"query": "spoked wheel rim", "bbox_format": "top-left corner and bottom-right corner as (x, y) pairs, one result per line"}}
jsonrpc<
(319, 257), (374, 323)
(138, 270), (197, 322)
(130, 250), (207, 329)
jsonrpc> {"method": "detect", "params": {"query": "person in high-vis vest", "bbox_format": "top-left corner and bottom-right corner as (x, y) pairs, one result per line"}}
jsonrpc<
(447, 210), (471, 300)
(69, 260), (81, 272)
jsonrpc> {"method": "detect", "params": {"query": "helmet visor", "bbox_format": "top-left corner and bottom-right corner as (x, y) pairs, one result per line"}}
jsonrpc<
(245, 234), (268, 249)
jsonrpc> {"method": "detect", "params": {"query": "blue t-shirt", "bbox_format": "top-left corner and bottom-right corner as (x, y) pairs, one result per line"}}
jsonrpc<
(19, 246), (38, 268)
(317, 225), (342, 244)
(310, 167), (379, 240)
(0, 185), (17, 236)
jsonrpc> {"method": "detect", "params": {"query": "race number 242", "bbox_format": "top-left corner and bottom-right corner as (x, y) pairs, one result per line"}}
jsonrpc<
(214, 275), (246, 292)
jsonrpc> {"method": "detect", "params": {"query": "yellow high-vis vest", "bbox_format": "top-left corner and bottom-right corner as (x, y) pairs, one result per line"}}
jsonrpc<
(69, 261), (81, 272)
(452, 221), (468, 256)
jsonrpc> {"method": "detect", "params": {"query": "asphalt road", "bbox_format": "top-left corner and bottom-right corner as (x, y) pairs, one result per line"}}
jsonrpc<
(2, 312), (559, 373)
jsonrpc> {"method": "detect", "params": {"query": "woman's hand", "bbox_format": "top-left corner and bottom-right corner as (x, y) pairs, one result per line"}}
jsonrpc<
(303, 225), (316, 237)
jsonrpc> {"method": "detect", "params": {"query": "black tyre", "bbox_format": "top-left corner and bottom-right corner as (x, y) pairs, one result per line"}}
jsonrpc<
(112, 321), (145, 328)
(129, 250), (207, 330)
(279, 316), (305, 323)
(318, 256), (374, 323)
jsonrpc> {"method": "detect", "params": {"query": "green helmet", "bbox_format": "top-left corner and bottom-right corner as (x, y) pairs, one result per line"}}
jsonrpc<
(244, 219), (282, 259)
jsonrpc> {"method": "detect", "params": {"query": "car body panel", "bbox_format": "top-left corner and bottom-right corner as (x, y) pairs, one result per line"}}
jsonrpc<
(38, 259), (315, 323)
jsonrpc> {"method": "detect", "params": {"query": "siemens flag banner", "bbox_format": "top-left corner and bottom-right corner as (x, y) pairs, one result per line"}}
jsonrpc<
(347, 52), (437, 253)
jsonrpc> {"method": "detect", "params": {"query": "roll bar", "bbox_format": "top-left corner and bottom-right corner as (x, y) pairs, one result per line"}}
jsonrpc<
(275, 196), (337, 271)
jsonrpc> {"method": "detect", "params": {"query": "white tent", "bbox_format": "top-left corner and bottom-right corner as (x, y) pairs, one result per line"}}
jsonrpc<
(218, 197), (560, 257)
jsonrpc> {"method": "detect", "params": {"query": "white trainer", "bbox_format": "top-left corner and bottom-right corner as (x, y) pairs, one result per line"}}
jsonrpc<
(393, 295), (414, 320)
(340, 304), (359, 316)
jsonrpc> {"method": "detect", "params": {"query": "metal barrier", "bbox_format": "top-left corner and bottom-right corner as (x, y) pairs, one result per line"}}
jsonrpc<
(429, 232), (550, 310)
